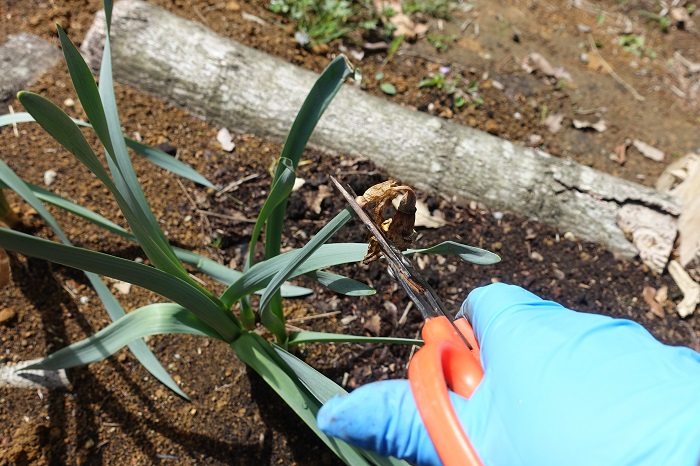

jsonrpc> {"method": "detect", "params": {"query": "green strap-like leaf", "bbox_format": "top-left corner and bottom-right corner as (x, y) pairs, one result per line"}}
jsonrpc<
(0, 159), (187, 398)
(246, 157), (296, 269)
(24, 303), (220, 371)
(18, 91), (195, 289)
(0, 111), (217, 188)
(124, 137), (217, 189)
(221, 242), (367, 308)
(408, 241), (500, 265)
(272, 345), (411, 466)
(259, 208), (354, 335)
(263, 55), (354, 341)
(232, 333), (378, 466)
(55, 27), (201, 290)
(0, 228), (241, 342)
(305, 270), (375, 296)
(288, 331), (422, 346)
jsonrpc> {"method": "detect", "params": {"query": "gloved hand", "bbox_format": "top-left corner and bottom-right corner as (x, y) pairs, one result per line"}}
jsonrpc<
(317, 283), (700, 465)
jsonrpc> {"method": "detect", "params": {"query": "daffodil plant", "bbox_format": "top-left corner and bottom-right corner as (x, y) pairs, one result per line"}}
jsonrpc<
(0, 2), (498, 464)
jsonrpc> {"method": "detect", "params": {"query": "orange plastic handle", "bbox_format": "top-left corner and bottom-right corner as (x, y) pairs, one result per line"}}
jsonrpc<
(408, 316), (484, 466)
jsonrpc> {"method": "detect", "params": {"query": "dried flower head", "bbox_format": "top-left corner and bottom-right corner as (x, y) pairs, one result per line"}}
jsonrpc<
(359, 181), (417, 263)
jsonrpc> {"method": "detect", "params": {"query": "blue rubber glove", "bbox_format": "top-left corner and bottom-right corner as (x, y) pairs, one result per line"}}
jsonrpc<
(317, 283), (700, 465)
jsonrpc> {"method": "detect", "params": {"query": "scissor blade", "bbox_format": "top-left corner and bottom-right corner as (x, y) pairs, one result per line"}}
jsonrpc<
(329, 176), (458, 324)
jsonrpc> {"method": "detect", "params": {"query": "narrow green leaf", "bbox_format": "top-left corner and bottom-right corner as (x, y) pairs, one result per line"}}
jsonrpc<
(221, 242), (366, 307)
(288, 331), (422, 346)
(0, 182), (309, 297)
(306, 270), (375, 296)
(18, 92), (193, 287)
(124, 138), (217, 189)
(0, 228), (241, 342)
(56, 25), (115, 158)
(0, 159), (186, 397)
(259, 208), (353, 319)
(0, 111), (217, 188)
(273, 345), (412, 466)
(408, 241), (500, 265)
(247, 157), (296, 269)
(263, 55), (354, 340)
(25, 303), (220, 371)
(56, 26), (198, 289)
(232, 333), (375, 466)
(242, 157), (296, 329)
(0, 112), (35, 126)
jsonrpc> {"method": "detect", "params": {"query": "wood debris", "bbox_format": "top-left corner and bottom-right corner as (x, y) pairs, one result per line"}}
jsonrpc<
(656, 152), (700, 281)
(616, 204), (677, 274)
(668, 260), (700, 317)
(632, 139), (664, 162)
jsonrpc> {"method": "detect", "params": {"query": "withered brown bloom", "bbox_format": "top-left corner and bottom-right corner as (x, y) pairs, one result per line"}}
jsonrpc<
(358, 181), (417, 263)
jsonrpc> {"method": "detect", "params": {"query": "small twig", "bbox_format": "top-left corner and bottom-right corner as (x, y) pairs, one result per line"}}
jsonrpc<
(216, 173), (259, 197)
(397, 301), (413, 326)
(287, 310), (341, 324)
(176, 178), (198, 210)
(8, 105), (19, 138)
(587, 35), (645, 102)
(195, 209), (256, 223)
(405, 328), (422, 371)
(496, 54), (513, 72)
(193, 5), (208, 24)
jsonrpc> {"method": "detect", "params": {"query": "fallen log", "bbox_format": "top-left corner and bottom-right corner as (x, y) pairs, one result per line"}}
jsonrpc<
(0, 33), (62, 110)
(81, 0), (681, 260)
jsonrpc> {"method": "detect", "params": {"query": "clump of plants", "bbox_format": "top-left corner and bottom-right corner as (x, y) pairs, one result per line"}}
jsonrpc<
(0, 1), (498, 464)
(418, 71), (484, 109)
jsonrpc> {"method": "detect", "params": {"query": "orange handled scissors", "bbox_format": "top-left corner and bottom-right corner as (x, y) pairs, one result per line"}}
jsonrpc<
(330, 177), (484, 466)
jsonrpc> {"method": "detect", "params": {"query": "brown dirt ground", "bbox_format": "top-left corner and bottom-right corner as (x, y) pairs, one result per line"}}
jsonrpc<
(1, 1), (699, 465)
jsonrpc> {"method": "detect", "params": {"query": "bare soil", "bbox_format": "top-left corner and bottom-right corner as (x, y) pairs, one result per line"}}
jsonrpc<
(1, 1), (699, 465)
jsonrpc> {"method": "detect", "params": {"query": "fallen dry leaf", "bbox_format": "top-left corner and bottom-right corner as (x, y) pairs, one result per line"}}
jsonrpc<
(307, 184), (332, 214)
(573, 118), (607, 132)
(544, 113), (564, 134)
(411, 198), (446, 229)
(216, 128), (235, 152)
(372, 0), (427, 38)
(632, 139), (664, 162)
(363, 314), (382, 335)
(522, 53), (572, 81)
(112, 281), (132, 295)
(642, 286), (665, 318)
(655, 285), (668, 305)
(614, 141), (630, 165)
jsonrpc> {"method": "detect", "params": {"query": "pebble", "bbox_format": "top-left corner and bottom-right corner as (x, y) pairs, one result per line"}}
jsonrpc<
(0, 308), (17, 326)
(564, 231), (576, 241)
(530, 251), (544, 262)
(484, 119), (500, 134)
(43, 170), (57, 186)
(225, 0), (241, 11)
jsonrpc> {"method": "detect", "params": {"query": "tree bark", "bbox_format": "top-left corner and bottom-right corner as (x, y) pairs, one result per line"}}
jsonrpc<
(82, 0), (681, 259)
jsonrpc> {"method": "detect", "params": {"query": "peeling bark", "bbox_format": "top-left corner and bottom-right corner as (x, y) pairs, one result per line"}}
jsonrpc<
(82, 0), (681, 259)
